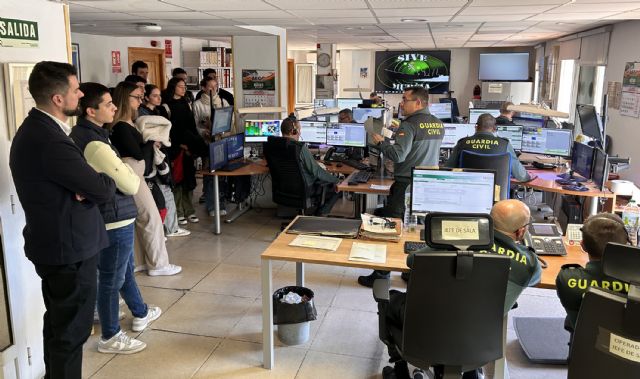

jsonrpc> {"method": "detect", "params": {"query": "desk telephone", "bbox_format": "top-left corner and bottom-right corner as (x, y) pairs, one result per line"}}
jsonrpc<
(324, 146), (363, 162)
(524, 223), (567, 256)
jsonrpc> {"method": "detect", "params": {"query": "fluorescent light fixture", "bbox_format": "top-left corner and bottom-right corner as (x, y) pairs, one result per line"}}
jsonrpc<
(401, 18), (427, 23)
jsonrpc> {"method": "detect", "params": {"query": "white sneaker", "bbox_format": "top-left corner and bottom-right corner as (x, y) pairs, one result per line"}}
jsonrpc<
(98, 330), (146, 354)
(187, 214), (199, 223)
(208, 209), (227, 217)
(166, 228), (191, 237)
(178, 217), (188, 225)
(147, 264), (182, 277)
(134, 264), (148, 273)
(132, 305), (162, 332)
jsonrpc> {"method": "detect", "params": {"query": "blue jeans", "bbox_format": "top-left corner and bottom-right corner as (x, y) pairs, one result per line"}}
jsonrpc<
(98, 223), (147, 339)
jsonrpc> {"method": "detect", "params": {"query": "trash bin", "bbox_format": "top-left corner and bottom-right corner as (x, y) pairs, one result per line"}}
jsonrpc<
(273, 286), (317, 345)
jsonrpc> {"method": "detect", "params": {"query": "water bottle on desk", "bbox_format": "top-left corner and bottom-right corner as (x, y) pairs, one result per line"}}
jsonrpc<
(403, 186), (416, 232)
(622, 199), (640, 246)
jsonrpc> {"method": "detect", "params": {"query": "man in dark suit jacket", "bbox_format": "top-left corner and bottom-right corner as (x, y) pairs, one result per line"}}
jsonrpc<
(9, 61), (116, 379)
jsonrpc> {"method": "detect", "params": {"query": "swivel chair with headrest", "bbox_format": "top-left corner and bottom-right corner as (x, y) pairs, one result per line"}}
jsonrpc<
(263, 136), (324, 217)
(568, 242), (640, 379)
(459, 151), (511, 200)
(374, 213), (511, 379)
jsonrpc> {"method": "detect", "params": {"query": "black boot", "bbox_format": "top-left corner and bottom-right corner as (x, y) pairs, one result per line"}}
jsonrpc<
(357, 270), (390, 288)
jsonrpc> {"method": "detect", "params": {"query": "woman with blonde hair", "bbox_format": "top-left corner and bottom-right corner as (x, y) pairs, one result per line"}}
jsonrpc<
(109, 81), (182, 277)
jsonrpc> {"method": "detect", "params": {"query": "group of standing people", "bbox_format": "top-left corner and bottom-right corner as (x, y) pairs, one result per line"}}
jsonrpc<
(7, 59), (233, 378)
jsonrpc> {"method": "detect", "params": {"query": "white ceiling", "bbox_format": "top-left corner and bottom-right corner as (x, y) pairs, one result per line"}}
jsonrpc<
(67, 0), (640, 49)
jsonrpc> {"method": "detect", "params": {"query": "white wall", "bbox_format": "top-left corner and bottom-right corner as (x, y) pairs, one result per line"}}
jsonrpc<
(289, 47), (534, 116)
(71, 33), (182, 87)
(602, 20), (640, 185)
(0, 1), (69, 377)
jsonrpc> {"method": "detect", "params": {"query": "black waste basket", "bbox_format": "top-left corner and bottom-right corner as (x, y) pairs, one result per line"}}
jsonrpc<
(273, 286), (317, 345)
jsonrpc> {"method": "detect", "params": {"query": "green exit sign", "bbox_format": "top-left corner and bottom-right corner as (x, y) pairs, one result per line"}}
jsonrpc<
(0, 18), (39, 48)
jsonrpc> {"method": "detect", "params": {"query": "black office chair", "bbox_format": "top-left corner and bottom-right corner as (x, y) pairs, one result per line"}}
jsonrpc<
(459, 151), (510, 200)
(568, 242), (640, 379)
(263, 136), (323, 217)
(374, 214), (511, 379)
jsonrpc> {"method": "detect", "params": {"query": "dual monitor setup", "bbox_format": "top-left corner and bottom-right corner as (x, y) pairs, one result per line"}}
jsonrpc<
(441, 122), (573, 157)
(244, 119), (367, 148)
(557, 142), (609, 191)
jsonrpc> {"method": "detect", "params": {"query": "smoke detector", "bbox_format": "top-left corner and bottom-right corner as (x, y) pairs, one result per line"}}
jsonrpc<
(136, 23), (162, 32)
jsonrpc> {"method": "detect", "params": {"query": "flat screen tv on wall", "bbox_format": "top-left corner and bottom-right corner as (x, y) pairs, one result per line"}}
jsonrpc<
(374, 50), (451, 94)
(478, 52), (530, 81)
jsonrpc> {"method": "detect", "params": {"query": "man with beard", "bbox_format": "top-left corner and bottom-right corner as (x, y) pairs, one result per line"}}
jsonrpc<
(9, 61), (116, 378)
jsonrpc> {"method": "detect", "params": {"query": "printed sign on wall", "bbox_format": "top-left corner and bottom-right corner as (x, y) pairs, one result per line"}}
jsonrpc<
(111, 51), (121, 74)
(0, 18), (39, 48)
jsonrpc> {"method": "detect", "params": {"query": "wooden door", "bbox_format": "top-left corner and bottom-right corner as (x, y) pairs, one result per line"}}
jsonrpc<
(287, 59), (295, 114)
(128, 47), (166, 88)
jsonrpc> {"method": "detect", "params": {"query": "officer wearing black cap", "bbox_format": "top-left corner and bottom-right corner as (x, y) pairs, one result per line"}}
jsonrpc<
(556, 213), (630, 330)
(444, 113), (531, 182)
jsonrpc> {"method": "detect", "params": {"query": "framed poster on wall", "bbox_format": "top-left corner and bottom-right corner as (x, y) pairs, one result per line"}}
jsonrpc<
(3, 63), (36, 140)
(71, 43), (81, 82)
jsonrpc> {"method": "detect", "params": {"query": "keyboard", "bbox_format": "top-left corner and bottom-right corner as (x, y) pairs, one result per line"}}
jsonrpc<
(404, 241), (428, 254)
(348, 170), (373, 184)
(218, 161), (249, 172)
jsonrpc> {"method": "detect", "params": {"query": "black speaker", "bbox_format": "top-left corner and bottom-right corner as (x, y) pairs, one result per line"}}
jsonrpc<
(559, 195), (582, 234)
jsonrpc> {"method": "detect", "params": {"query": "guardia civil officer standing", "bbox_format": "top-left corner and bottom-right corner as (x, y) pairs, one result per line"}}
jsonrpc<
(9, 61), (116, 378)
(359, 86), (444, 287)
(444, 113), (531, 182)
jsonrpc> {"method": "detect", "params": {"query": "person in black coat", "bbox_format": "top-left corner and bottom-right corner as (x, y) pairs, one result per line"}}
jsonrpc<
(162, 77), (207, 224)
(9, 61), (116, 379)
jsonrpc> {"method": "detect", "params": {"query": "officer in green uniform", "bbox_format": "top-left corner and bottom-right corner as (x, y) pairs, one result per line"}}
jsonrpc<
(379, 200), (540, 379)
(360, 86), (444, 287)
(279, 114), (340, 215)
(556, 213), (630, 330)
(444, 113), (531, 182)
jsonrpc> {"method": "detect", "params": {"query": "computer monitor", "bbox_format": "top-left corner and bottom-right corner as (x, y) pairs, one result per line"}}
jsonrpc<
(209, 139), (228, 171)
(576, 104), (604, 141)
(441, 123), (476, 149)
(352, 107), (385, 124)
(337, 98), (362, 110)
(326, 123), (366, 148)
(512, 116), (545, 128)
(299, 121), (327, 144)
(521, 127), (572, 157)
(591, 147), (609, 191)
(410, 168), (496, 216)
(517, 112), (544, 120)
(496, 125), (523, 150)
(315, 114), (339, 123)
(428, 103), (452, 121)
(469, 109), (500, 124)
(225, 133), (244, 161)
(439, 98), (460, 118)
(571, 142), (594, 180)
(212, 106), (233, 135)
(244, 120), (282, 143)
(314, 99), (336, 108)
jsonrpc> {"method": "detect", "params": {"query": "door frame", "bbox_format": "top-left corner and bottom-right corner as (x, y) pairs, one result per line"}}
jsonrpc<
(128, 47), (166, 88)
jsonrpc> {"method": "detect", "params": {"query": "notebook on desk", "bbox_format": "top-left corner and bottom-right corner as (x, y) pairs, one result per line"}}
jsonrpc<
(286, 216), (362, 238)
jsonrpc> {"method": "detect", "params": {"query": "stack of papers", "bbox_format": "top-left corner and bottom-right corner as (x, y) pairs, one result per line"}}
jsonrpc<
(348, 242), (387, 263)
(289, 235), (342, 251)
(359, 213), (402, 242)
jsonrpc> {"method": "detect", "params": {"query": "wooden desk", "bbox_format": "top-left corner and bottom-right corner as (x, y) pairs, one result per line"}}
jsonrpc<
(200, 159), (269, 234)
(337, 173), (394, 216)
(260, 222), (586, 369)
(513, 168), (616, 214)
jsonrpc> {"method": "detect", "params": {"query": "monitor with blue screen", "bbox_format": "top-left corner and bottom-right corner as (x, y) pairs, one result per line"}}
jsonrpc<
(352, 107), (385, 124)
(469, 109), (500, 124)
(441, 123), (476, 149)
(512, 116), (545, 129)
(428, 103), (452, 121)
(212, 106), (233, 135)
(209, 140), (228, 171)
(225, 133), (244, 161)
(496, 125), (523, 150)
(521, 127), (572, 157)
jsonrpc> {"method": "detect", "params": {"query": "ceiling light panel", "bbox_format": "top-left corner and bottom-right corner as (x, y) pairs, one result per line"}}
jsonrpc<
(70, 1), (185, 12)
(368, 0), (468, 8)
(460, 5), (557, 15)
(161, 0), (277, 11)
(378, 16), (451, 23)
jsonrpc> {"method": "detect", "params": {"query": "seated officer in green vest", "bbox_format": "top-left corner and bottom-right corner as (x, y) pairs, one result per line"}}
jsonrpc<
(556, 213), (630, 330)
(444, 113), (531, 182)
(380, 199), (540, 379)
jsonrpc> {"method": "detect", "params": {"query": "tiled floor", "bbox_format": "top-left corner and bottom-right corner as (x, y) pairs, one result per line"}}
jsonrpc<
(82, 195), (570, 379)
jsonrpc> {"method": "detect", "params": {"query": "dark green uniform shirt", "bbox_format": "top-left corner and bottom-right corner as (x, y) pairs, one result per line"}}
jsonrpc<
(378, 108), (444, 179)
(556, 260), (630, 328)
(444, 131), (531, 182)
(299, 143), (339, 186)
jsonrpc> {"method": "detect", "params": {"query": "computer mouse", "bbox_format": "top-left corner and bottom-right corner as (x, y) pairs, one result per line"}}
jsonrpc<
(336, 163), (343, 167)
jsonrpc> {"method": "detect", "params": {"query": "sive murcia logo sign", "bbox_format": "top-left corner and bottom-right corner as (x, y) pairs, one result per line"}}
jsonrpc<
(0, 18), (39, 48)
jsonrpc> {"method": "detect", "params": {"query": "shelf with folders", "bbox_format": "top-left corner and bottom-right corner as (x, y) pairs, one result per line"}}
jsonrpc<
(197, 67), (233, 91)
